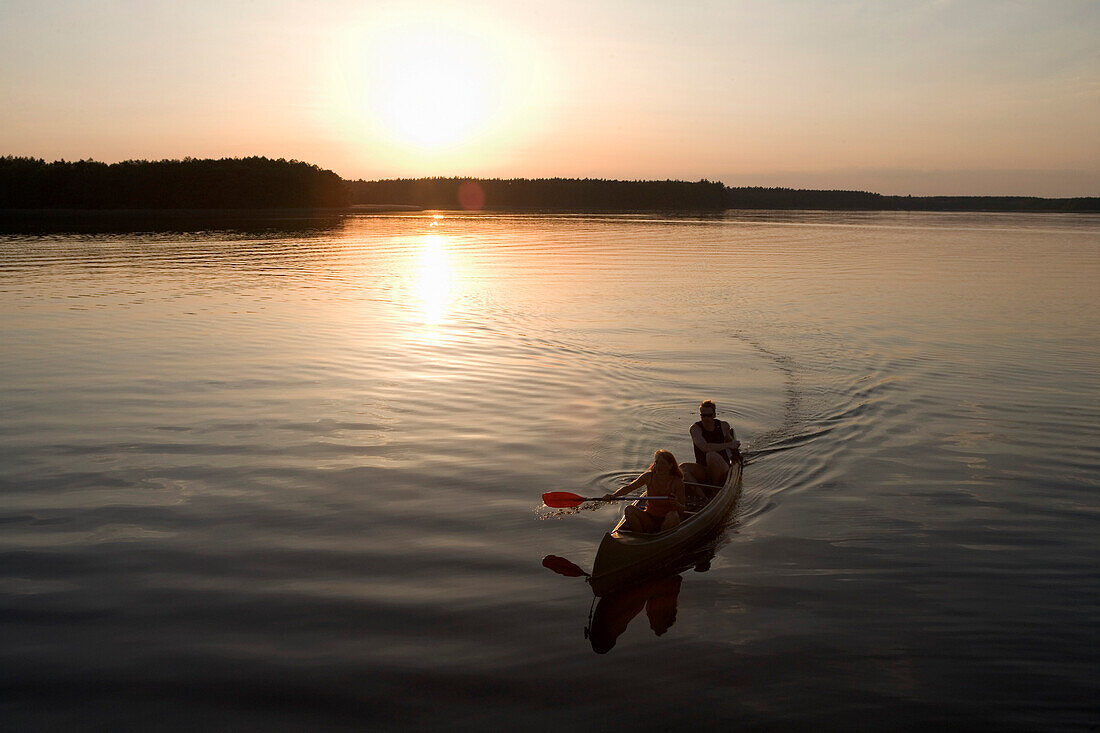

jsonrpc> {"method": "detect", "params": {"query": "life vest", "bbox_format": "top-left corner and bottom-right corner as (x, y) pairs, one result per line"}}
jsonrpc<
(693, 420), (732, 466)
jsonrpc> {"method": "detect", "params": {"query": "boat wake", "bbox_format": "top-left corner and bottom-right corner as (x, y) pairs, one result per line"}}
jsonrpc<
(722, 328), (897, 527)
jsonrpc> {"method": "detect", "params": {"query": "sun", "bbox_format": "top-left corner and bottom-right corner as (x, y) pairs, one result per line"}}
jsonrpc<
(363, 23), (499, 149)
(319, 11), (555, 170)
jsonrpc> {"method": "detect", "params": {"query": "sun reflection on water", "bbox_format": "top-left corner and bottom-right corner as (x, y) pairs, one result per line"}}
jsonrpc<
(416, 233), (452, 331)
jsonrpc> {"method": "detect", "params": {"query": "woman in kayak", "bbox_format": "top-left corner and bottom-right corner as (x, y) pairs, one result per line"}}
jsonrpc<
(602, 449), (687, 533)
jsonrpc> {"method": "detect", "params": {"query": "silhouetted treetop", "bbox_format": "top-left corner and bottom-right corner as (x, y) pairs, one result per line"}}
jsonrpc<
(0, 156), (348, 209)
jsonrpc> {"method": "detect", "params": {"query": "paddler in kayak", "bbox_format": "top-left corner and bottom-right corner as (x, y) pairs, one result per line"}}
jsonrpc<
(681, 400), (741, 492)
(602, 449), (687, 533)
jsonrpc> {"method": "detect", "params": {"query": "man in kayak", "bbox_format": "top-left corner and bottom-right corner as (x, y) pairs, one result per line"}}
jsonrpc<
(681, 400), (741, 491)
(602, 449), (687, 533)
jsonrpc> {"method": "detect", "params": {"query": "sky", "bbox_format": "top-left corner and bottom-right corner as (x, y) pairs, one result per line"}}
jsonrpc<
(1, 0), (1098, 196)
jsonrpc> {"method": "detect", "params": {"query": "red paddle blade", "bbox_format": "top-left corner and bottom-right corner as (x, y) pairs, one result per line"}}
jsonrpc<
(542, 555), (589, 577)
(542, 491), (586, 508)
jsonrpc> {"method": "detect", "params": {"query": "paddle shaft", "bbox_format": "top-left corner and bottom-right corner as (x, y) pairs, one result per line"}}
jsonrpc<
(541, 490), (678, 508)
(589, 495), (672, 502)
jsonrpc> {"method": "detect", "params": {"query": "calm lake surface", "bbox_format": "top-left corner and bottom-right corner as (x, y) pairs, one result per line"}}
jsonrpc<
(2, 211), (1098, 730)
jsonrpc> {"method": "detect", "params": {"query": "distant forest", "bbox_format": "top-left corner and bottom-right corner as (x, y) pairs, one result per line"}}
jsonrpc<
(725, 187), (1100, 212)
(348, 177), (1100, 213)
(1, 157), (1096, 212)
(0, 156), (348, 209)
(346, 177), (729, 211)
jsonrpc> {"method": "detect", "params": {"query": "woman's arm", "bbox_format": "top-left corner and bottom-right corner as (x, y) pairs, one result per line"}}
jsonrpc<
(671, 477), (687, 512)
(603, 471), (649, 500)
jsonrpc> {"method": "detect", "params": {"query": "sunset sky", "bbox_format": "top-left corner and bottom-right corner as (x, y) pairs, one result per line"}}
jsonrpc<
(2, 0), (1098, 196)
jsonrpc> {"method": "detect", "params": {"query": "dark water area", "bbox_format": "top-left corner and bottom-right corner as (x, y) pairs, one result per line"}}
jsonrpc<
(0, 208), (352, 235)
(1, 211), (1098, 730)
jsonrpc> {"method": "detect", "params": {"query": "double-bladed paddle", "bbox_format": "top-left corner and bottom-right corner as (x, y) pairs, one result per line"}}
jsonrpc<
(541, 491), (672, 509)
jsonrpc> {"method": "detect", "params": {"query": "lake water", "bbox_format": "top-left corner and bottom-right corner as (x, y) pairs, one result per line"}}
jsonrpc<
(2, 211), (1098, 730)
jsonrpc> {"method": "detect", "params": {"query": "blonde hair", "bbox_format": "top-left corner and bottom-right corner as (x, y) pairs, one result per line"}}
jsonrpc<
(649, 449), (683, 478)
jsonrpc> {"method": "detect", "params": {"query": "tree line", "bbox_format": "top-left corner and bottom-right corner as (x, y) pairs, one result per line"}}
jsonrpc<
(0, 156), (348, 209)
(1, 157), (1095, 212)
(345, 177), (729, 210)
(724, 187), (1099, 212)
(349, 177), (1098, 212)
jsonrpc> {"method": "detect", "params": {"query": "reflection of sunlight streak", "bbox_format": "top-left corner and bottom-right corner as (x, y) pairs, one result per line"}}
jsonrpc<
(417, 234), (451, 327)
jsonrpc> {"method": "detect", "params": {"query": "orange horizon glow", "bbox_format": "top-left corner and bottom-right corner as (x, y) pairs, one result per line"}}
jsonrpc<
(0, 1), (1098, 197)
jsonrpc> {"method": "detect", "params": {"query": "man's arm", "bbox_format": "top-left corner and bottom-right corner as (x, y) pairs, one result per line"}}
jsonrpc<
(690, 423), (711, 453)
(721, 421), (742, 455)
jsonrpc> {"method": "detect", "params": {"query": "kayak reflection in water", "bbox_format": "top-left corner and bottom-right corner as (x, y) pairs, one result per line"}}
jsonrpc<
(602, 449), (687, 532)
(587, 573), (684, 654)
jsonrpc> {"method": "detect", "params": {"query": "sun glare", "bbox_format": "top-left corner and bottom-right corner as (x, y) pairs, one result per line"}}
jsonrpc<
(320, 11), (554, 171)
(417, 233), (452, 326)
(369, 28), (496, 149)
